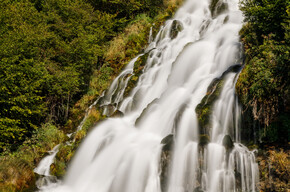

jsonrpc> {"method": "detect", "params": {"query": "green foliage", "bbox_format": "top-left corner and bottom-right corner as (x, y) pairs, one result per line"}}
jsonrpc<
(0, 0), (103, 148)
(237, 0), (289, 143)
(262, 113), (290, 143)
(0, 123), (65, 191)
(196, 78), (224, 134)
(0, 0), (48, 149)
(0, 0), (183, 191)
(240, 0), (289, 43)
(87, 0), (164, 19)
(105, 14), (153, 66)
(0, 0), (169, 151)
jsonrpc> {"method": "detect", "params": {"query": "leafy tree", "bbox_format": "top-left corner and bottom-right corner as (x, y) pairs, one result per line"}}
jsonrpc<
(0, 0), (49, 150)
(240, 0), (289, 43)
(86, 0), (164, 19)
(0, 0), (167, 151)
(237, 0), (290, 143)
(0, 0), (116, 149)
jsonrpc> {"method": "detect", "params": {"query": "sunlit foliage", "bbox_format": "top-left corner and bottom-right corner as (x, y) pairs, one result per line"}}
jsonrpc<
(237, 0), (289, 142)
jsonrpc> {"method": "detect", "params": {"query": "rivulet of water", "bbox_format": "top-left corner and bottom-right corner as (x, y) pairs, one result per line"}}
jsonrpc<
(38, 0), (259, 191)
(34, 145), (60, 190)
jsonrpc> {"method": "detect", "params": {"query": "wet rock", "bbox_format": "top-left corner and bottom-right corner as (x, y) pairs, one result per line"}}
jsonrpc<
(216, 2), (228, 16)
(222, 135), (234, 150)
(135, 98), (159, 127)
(199, 134), (210, 147)
(235, 169), (242, 190)
(111, 110), (124, 118)
(161, 134), (174, 151)
(221, 64), (242, 76)
(199, 20), (211, 36)
(173, 103), (187, 133)
(160, 134), (175, 191)
(101, 104), (116, 116)
(196, 63), (243, 136)
(196, 77), (224, 135)
(194, 186), (204, 192)
(35, 175), (58, 189)
(210, 0), (229, 17)
(196, 63), (244, 136)
(124, 52), (149, 97)
(160, 150), (172, 192)
(223, 15), (229, 24)
(170, 20), (183, 39)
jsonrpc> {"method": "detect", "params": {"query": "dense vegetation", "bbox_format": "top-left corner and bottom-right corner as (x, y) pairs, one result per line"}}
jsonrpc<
(0, 0), (288, 191)
(237, 0), (289, 144)
(0, 0), (183, 191)
(0, 0), (177, 152)
(237, 2), (289, 190)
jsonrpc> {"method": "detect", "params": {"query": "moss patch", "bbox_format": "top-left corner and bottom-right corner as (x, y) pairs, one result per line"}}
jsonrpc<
(196, 78), (224, 134)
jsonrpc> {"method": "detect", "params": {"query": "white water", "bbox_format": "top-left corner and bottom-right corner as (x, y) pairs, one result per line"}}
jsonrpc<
(34, 145), (60, 190)
(40, 0), (259, 191)
(34, 145), (60, 176)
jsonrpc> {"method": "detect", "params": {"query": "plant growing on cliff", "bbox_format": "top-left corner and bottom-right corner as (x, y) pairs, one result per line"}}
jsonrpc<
(237, 0), (289, 143)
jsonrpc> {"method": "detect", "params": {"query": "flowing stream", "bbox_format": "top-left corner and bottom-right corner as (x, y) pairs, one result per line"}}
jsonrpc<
(34, 145), (60, 189)
(38, 0), (259, 191)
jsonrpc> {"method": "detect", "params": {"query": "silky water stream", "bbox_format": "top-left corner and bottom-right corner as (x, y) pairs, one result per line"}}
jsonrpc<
(36, 0), (259, 191)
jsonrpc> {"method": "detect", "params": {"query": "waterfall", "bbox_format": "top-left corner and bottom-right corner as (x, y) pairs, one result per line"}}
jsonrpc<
(40, 0), (259, 191)
(34, 145), (60, 190)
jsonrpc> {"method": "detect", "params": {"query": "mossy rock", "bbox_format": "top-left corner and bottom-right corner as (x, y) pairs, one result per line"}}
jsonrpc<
(50, 160), (66, 178)
(123, 52), (149, 97)
(196, 64), (242, 135)
(196, 103), (211, 134)
(199, 134), (210, 147)
(196, 78), (224, 134)
(170, 20), (183, 39)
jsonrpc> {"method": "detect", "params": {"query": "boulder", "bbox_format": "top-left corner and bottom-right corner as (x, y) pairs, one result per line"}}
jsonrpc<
(194, 186), (204, 192)
(199, 134), (210, 147)
(111, 110), (124, 117)
(170, 20), (183, 39)
(161, 134), (174, 151)
(222, 135), (234, 150)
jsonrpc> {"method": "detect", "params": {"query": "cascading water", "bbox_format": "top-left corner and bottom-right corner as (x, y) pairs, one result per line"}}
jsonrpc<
(34, 145), (60, 189)
(40, 0), (259, 191)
